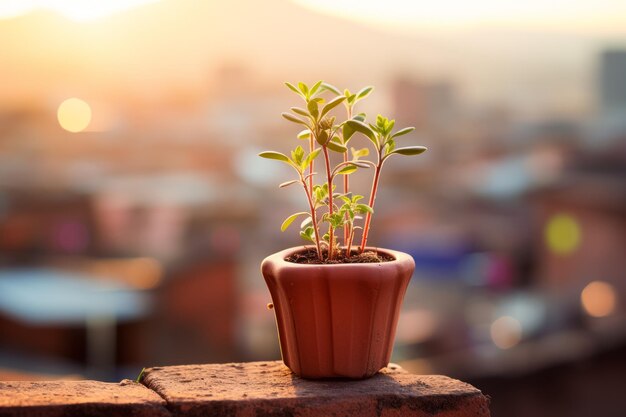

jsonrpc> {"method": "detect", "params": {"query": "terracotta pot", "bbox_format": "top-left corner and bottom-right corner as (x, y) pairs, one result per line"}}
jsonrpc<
(261, 246), (414, 379)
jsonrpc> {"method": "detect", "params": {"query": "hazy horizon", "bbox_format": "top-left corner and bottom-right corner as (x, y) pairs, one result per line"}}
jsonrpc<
(0, 0), (625, 117)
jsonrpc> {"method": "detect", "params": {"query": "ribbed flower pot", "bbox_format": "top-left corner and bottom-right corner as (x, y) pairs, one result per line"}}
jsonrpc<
(261, 246), (414, 379)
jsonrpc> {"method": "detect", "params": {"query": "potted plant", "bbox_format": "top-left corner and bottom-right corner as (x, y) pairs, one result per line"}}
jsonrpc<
(260, 81), (426, 379)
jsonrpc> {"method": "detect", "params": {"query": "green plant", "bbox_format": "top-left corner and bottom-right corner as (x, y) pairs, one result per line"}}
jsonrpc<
(135, 367), (146, 383)
(259, 81), (427, 262)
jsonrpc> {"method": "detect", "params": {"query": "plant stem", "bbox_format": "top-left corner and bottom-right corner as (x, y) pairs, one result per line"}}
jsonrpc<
(359, 162), (382, 253)
(342, 152), (350, 250)
(346, 221), (354, 257)
(308, 136), (314, 199)
(302, 177), (323, 260)
(322, 146), (335, 260)
(342, 107), (353, 252)
(305, 135), (323, 260)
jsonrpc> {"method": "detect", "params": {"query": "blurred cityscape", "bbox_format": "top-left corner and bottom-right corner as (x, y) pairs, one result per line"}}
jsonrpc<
(0, 1), (625, 416)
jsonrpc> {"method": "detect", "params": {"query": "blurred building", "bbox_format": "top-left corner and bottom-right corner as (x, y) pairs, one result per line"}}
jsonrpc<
(599, 50), (626, 114)
(391, 76), (457, 134)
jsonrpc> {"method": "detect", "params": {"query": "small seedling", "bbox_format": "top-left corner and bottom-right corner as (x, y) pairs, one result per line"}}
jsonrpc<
(260, 81), (426, 262)
(135, 367), (146, 383)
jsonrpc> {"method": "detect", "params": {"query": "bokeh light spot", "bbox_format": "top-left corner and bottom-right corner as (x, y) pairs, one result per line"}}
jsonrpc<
(545, 213), (581, 255)
(52, 220), (89, 253)
(57, 98), (92, 132)
(581, 281), (617, 318)
(490, 316), (522, 349)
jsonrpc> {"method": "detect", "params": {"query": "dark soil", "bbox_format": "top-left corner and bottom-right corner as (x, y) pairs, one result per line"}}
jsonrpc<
(286, 248), (395, 264)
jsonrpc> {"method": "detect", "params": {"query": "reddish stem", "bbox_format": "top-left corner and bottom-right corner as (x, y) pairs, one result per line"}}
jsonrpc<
(308, 136), (314, 197)
(322, 146), (335, 260)
(359, 163), (382, 253)
(305, 136), (322, 259)
(342, 106), (353, 254)
(346, 222), (354, 257)
(302, 178), (322, 260)
(342, 151), (350, 250)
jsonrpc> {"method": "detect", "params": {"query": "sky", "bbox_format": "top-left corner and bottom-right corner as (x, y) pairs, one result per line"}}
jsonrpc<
(1, 0), (625, 34)
(299, 0), (626, 35)
(0, 0), (624, 116)
(0, 0), (159, 21)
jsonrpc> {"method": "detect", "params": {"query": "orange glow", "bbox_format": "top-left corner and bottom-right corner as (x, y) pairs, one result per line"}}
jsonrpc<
(57, 98), (91, 132)
(581, 281), (617, 318)
(0, 1), (160, 22)
(293, 0), (626, 33)
(490, 316), (522, 349)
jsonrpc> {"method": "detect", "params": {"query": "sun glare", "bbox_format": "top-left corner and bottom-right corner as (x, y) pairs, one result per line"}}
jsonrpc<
(0, 0), (160, 22)
(292, 0), (626, 32)
(57, 98), (92, 133)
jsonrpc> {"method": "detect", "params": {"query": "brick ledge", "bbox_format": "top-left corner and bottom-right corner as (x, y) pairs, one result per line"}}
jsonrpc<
(0, 361), (490, 417)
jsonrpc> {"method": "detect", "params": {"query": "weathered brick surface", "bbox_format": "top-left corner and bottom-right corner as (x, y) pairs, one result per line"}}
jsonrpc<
(0, 379), (170, 417)
(142, 361), (490, 417)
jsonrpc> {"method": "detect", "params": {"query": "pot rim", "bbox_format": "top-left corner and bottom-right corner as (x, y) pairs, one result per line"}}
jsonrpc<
(263, 245), (414, 270)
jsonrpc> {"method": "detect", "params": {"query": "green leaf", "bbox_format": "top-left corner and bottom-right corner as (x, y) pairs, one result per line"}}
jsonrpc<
(384, 139), (395, 155)
(316, 129), (329, 146)
(337, 164), (358, 175)
(342, 121), (356, 142)
(345, 120), (377, 143)
(282, 112), (309, 126)
(279, 180), (299, 188)
(281, 212), (309, 232)
(314, 185), (325, 202)
(326, 138), (348, 153)
(300, 217), (313, 229)
(328, 213), (345, 228)
(390, 146), (428, 156)
(259, 151), (290, 162)
(391, 127), (415, 139)
(321, 83), (341, 95)
(291, 107), (309, 118)
(302, 148), (321, 169)
(321, 96), (346, 117)
(386, 119), (395, 135)
(298, 82), (309, 96)
(285, 82), (301, 95)
(376, 114), (386, 129)
(309, 80), (323, 96)
(300, 226), (315, 243)
(291, 146), (305, 165)
(307, 100), (319, 119)
(356, 204), (374, 214)
(354, 113), (366, 122)
(356, 86), (374, 100)
(351, 147), (369, 159)
(297, 129), (311, 140)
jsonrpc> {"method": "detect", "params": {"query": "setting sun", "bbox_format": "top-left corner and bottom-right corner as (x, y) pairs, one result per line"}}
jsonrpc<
(57, 98), (92, 132)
